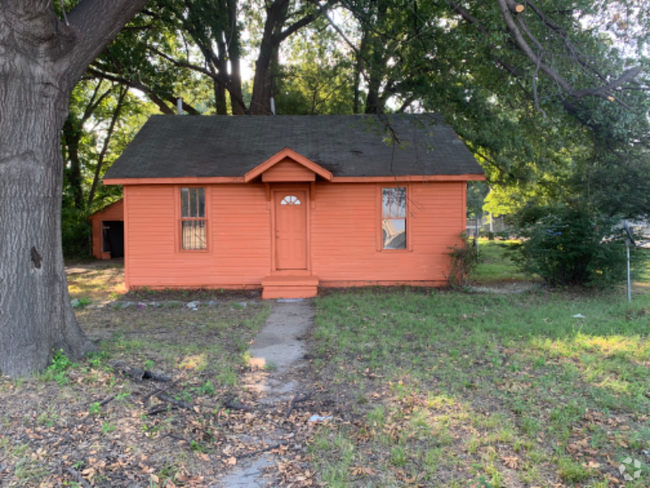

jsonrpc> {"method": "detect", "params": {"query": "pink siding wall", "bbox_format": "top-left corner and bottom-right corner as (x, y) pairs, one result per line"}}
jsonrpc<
(124, 184), (270, 289)
(123, 181), (465, 289)
(311, 182), (464, 285)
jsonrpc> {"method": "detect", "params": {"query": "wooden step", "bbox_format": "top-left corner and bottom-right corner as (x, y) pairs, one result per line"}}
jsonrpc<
(262, 275), (319, 299)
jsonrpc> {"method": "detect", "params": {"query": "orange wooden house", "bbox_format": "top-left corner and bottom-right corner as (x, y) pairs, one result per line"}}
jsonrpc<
(102, 114), (485, 298)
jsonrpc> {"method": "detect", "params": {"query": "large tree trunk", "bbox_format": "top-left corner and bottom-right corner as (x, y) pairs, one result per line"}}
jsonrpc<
(250, 0), (290, 115)
(0, 68), (95, 377)
(0, 0), (148, 377)
(226, 0), (246, 116)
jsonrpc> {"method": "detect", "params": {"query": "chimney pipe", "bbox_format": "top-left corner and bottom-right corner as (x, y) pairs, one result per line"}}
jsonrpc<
(270, 97), (276, 115)
(177, 98), (183, 115)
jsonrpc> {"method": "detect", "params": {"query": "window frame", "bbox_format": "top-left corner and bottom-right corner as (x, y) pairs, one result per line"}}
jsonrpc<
(376, 183), (412, 252)
(175, 186), (210, 253)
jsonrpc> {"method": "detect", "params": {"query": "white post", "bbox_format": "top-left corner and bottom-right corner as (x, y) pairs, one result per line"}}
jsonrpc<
(177, 98), (183, 115)
(627, 240), (632, 303)
(476, 215), (480, 256)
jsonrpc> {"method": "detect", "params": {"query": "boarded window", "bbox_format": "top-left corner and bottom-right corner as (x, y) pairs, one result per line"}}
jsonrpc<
(180, 187), (207, 250)
(382, 187), (406, 249)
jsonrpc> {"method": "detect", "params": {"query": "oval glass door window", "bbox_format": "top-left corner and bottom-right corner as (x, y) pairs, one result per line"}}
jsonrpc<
(281, 196), (301, 205)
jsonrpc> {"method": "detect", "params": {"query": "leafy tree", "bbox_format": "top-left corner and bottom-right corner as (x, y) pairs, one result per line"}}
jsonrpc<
(328, 0), (650, 221)
(509, 203), (648, 287)
(61, 80), (156, 258)
(275, 21), (357, 114)
(116, 0), (338, 115)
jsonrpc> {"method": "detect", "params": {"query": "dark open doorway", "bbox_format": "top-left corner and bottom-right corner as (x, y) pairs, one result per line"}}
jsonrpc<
(102, 221), (124, 258)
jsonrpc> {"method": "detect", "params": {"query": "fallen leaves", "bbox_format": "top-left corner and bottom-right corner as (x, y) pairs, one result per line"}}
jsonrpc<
(501, 455), (519, 469)
(350, 466), (375, 476)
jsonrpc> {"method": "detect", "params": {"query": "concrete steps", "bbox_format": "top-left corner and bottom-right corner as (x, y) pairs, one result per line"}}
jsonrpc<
(262, 275), (318, 299)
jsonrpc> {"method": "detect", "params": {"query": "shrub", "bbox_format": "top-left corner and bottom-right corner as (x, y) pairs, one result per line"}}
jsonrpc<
(447, 232), (480, 288)
(509, 204), (647, 287)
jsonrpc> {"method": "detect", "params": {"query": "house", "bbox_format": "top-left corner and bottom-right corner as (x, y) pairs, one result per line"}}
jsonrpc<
(89, 199), (124, 260)
(102, 114), (485, 298)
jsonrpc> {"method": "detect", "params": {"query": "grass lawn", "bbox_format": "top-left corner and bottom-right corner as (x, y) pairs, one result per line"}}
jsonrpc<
(473, 239), (650, 294)
(309, 288), (650, 487)
(473, 239), (530, 284)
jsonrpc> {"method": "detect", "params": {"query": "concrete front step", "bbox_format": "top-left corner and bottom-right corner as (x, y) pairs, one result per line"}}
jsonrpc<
(261, 275), (318, 299)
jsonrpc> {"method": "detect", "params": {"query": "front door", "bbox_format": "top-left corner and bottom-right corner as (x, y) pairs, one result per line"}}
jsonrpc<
(275, 190), (307, 270)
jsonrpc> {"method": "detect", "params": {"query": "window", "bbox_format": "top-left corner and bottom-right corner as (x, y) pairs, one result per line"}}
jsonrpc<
(281, 195), (301, 205)
(180, 187), (206, 250)
(382, 187), (406, 249)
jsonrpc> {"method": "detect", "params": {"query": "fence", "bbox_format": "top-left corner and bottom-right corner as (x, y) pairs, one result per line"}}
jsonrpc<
(466, 215), (509, 237)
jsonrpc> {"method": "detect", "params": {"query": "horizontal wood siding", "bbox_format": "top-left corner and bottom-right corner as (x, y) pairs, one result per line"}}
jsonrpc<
(262, 159), (315, 182)
(311, 182), (464, 283)
(124, 185), (270, 289)
(124, 181), (464, 289)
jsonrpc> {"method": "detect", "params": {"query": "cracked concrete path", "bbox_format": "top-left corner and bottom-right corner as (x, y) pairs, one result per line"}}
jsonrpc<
(217, 300), (314, 487)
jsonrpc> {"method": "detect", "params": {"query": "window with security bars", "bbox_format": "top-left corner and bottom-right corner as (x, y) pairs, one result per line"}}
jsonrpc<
(180, 187), (206, 250)
(382, 187), (407, 249)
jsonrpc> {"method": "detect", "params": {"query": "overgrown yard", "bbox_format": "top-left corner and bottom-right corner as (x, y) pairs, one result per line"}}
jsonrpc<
(309, 288), (650, 487)
(1, 265), (282, 487)
(3, 261), (650, 487)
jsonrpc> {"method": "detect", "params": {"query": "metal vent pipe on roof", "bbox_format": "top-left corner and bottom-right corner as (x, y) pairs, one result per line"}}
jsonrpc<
(177, 98), (183, 115)
(270, 97), (276, 115)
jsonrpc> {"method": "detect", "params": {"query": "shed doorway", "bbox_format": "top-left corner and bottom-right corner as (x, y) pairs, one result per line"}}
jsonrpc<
(274, 190), (307, 270)
(102, 221), (124, 258)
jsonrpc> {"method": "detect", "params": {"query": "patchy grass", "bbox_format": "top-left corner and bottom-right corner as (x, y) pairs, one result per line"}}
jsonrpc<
(309, 288), (650, 487)
(0, 300), (273, 487)
(65, 263), (262, 305)
(66, 263), (126, 302)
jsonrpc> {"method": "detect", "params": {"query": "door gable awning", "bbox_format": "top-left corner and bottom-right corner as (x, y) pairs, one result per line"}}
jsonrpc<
(244, 147), (333, 183)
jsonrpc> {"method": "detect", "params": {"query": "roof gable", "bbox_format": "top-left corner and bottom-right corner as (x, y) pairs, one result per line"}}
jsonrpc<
(244, 147), (333, 182)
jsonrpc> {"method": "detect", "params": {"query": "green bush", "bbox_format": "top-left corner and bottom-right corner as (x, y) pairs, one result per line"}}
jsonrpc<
(509, 204), (647, 287)
(61, 206), (92, 259)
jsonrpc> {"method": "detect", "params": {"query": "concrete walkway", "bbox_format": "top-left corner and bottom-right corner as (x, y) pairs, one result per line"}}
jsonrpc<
(217, 300), (314, 487)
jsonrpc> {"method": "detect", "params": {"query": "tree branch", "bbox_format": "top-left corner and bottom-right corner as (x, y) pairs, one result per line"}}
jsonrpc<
(274, 0), (335, 45)
(149, 47), (248, 112)
(66, 0), (150, 82)
(88, 86), (128, 207)
(87, 67), (175, 115)
(493, 0), (642, 101)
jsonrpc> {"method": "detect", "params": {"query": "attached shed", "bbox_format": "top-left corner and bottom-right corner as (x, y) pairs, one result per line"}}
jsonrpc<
(89, 199), (124, 260)
(102, 114), (485, 298)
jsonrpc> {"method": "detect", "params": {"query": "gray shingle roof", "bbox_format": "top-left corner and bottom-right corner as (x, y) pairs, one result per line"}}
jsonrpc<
(104, 114), (483, 179)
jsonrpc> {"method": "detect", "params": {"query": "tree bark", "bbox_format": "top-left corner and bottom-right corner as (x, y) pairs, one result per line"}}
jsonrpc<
(0, 63), (95, 378)
(226, 0), (246, 115)
(0, 0), (148, 377)
(250, 0), (290, 115)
